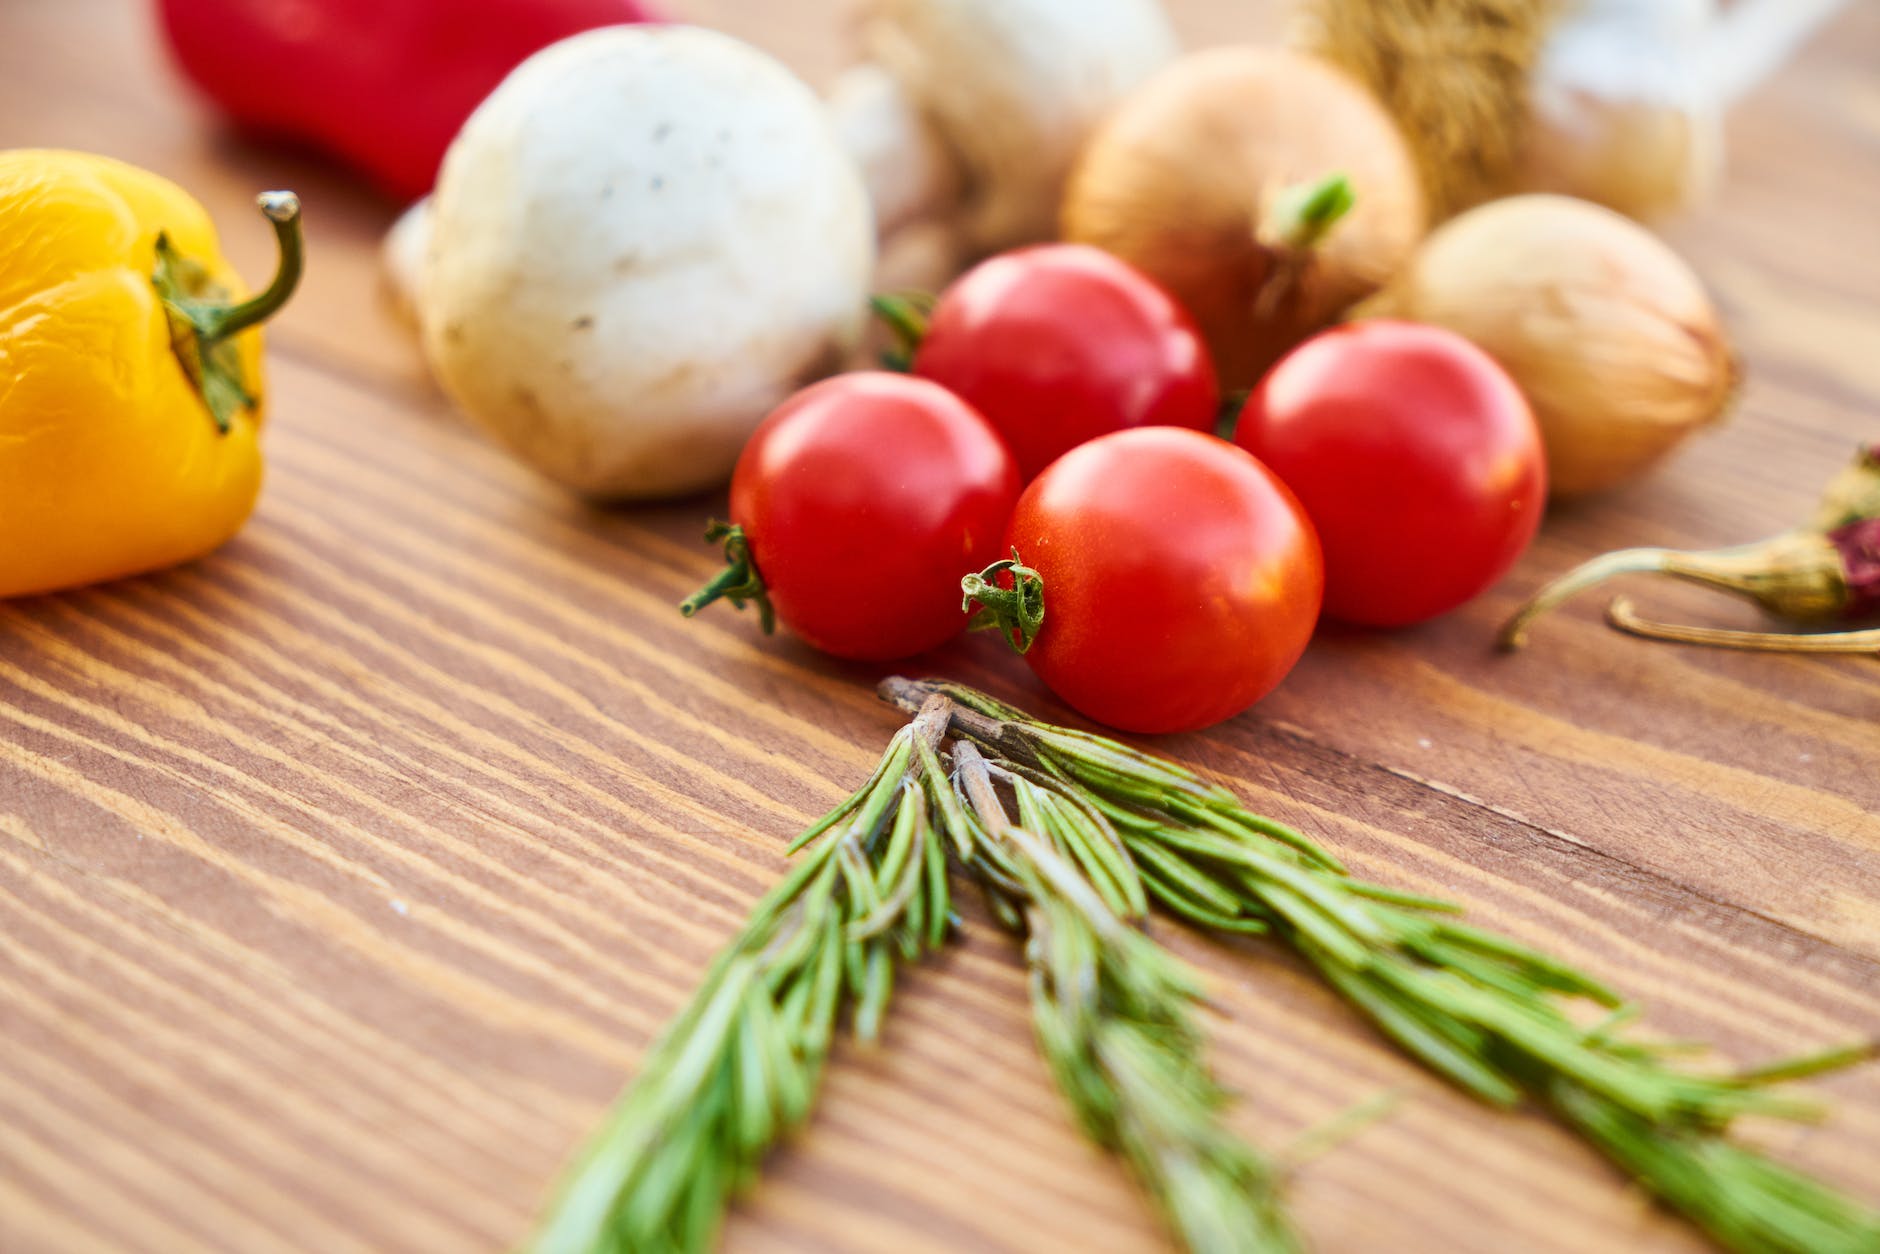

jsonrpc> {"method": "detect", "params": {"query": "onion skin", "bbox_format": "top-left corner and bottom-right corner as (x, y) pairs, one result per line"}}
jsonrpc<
(1363, 194), (1736, 499)
(1061, 46), (1425, 390)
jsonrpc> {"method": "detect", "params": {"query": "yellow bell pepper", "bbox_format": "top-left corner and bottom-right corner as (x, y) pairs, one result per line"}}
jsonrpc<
(0, 149), (302, 599)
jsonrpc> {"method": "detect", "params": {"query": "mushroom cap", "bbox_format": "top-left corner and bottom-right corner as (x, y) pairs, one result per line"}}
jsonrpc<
(861, 0), (1178, 253)
(421, 26), (874, 499)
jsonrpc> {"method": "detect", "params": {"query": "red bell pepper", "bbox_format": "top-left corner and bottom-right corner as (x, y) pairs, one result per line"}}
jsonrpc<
(156, 0), (662, 201)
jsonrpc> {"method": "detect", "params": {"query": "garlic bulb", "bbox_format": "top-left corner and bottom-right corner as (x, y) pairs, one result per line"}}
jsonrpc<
(1521, 0), (1720, 220)
(1363, 194), (1736, 498)
(1299, 0), (1849, 222)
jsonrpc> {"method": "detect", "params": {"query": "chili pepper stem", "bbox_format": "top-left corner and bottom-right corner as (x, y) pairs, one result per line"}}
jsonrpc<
(1502, 531), (1854, 650)
(1507, 448), (1880, 653)
(1499, 547), (1683, 649)
(1607, 597), (1880, 654)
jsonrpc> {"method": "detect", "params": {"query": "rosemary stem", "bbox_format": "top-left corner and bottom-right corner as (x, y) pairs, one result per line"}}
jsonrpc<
(873, 677), (1880, 1254)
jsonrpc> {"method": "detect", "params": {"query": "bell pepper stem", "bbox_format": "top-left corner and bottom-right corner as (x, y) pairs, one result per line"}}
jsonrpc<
(153, 189), (305, 434)
(201, 192), (305, 343)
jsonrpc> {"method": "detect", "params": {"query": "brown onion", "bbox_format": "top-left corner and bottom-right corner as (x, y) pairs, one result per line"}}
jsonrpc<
(1061, 46), (1426, 390)
(1363, 194), (1737, 499)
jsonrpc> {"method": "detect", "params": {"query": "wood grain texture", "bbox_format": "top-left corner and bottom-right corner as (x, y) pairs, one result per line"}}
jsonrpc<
(2, 2), (1878, 1251)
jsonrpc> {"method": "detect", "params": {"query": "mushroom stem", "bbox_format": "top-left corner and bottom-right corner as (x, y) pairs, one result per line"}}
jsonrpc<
(825, 64), (961, 239)
(381, 196), (431, 326)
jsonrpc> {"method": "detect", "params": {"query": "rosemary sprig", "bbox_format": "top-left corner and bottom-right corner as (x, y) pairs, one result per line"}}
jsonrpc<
(947, 742), (1299, 1254)
(528, 701), (960, 1254)
(888, 678), (1880, 1254)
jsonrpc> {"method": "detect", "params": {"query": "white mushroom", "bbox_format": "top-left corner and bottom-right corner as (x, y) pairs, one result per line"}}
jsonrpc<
(827, 0), (1180, 252)
(388, 1), (1178, 313)
(822, 61), (961, 242)
(379, 195), (429, 328)
(418, 26), (872, 499)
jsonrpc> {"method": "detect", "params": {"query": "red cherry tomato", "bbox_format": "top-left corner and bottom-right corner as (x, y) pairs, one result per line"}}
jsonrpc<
(1235, 321), (1546, 628)
(1003, 427), (1322, 734)
(715, 373), (1020, 661)
(911, 243), (1218, 480)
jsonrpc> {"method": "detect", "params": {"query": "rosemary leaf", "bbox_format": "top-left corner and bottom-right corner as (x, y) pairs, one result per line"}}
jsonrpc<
(1553, 1081), (1880, 1254)
(908, 681), (1880, 1254)
(526, 713), (954, 1254)
(951, 744), (1300, 1254)
(1129, 835), (1257, 919)
(1027, 880), (1298, 1254)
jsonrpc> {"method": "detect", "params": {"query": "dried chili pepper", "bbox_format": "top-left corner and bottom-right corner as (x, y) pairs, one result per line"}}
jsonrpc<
(1502, 443), (1880, 654)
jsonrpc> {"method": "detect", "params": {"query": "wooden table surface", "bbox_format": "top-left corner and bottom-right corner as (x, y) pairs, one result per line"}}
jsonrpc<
(5, 2), (1879, 1251)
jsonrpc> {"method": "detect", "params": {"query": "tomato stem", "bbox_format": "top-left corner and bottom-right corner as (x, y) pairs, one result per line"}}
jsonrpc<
(679, 521), (775, 633)
(869, 290), (936, 372)
(963, 551), (1046, 654)
(1215, 388), (1251, 441)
